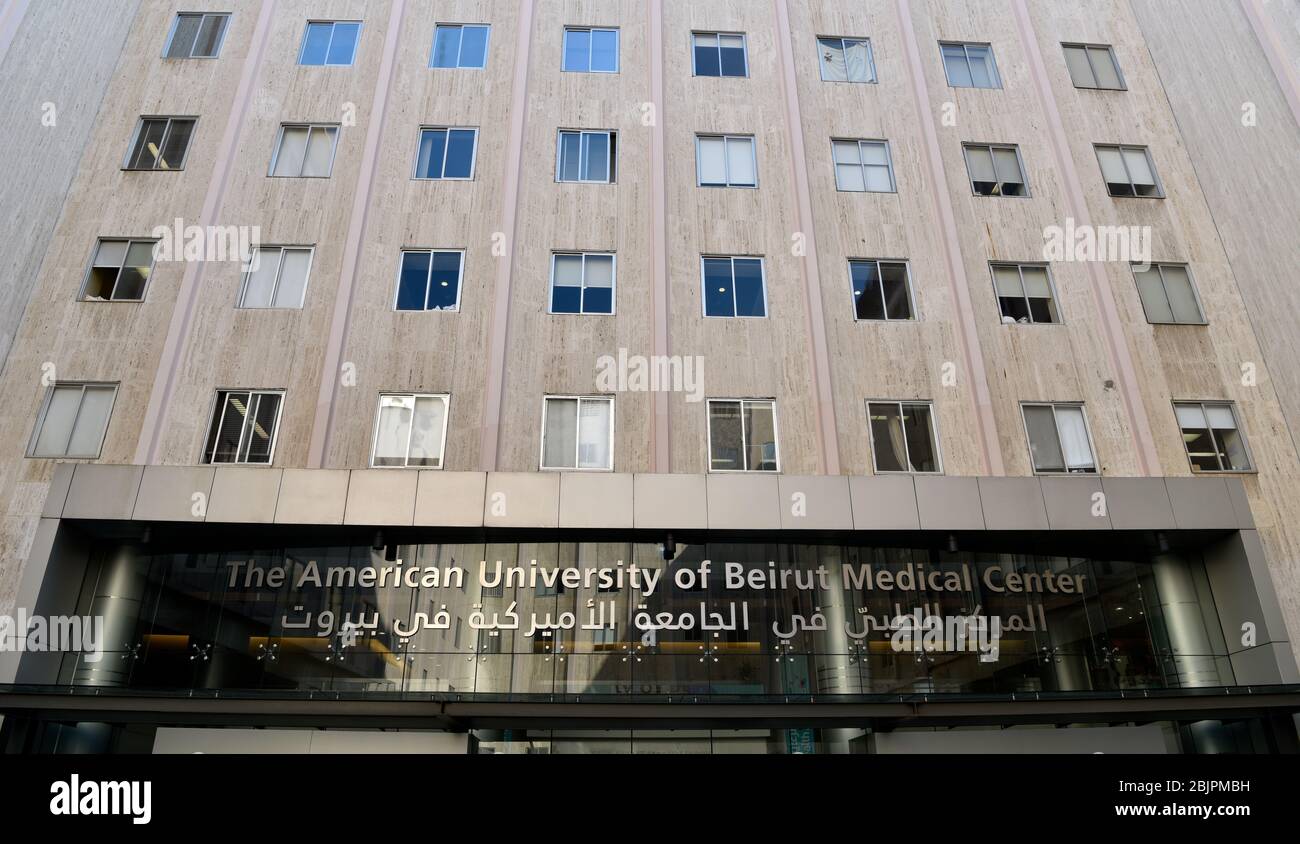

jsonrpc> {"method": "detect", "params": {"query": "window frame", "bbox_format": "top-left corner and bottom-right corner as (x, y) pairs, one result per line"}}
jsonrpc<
(848, 258), (917, 322)
(429, 23), (491, 69)
(202, 388), (286, 466)
(123, 116), (199, 171)
(1061, 42), (1126, 91)
(691, 31), (750, 78)
(78, 238), (159, 303)
(26, 382), (119, 459)
(539, 395), (616, 472)
(162, 12), (231, 59)
(831, 138), (897, 193)
(1173, 400), (1255, 474)
(700, 255), (768, 319)
(695, 134), (758, 188)
(961, 142), (1030, 197)
(706, 398), (781, 473)
(562, 26), (620, 73)
(237, 245), (315, 309)
(548, 252), (617, 315)
(939, 41), (1002, 89)
(555, 129), (616, 184)
(1093, 144), (1165, 198)
(991, 262), (1062, 325)
(817, 35), (877, 84)
(268, 123), (340, 178)
(369, 392), (451, 469)
(297, 20), (362, 67)
(412, 126), (479, 181)
(1019, 401), (1099, 475)
(865, 399), (943, 475)
(392, 248), (466, 313)
(1133, 262), (1207, 326)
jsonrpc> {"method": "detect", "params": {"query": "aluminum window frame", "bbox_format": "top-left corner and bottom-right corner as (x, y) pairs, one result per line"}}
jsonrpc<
(267, 123), (340, 178)
(562, 26), (620, 73)
(939, 41), (1002, 89)
(695, 133), (758, 188)
(555, 129), (616, 184)
(848, 258), (918, 322)
(123, 116), (199, 171)
(865, 399), (943, 475)
(412, 126), (480, 181)
(1019, 401), (1100, 475)
(1133, 261), (1207, 326)
(237, 245), (315, 310)
(706, 398), (781, 473)
(392, 248), (466, 313)
(700, 255), (769, 319)
(961, 142), (1031, 197)
(369, 392), (452, 469)
(1061, 42), (1127, 91)
(1094, 143), (1165, 198)
(691, 31), (750, 78)
(297, 20), (362, 67)
(26, 382), (119, 459)
(539, 394), (616, 472)
(816, 35), (878, 83)
(548, 251), (617, 315)
(78, 237), (159, 303)
(429, 23), (491, 69)
(162, 12), (231, 59)
(202, 388), (286, 466)
(831, 138), (897, 193)
(991, 261), (1062, 325)
(1172, 400), (1256, 474)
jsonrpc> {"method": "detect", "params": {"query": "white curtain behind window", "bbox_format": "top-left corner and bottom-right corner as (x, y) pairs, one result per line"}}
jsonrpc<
(1056, 407), (1095, 470)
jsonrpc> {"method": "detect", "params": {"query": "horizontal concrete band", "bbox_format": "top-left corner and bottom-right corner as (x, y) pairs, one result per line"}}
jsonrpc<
(43, 464), (1256, 533)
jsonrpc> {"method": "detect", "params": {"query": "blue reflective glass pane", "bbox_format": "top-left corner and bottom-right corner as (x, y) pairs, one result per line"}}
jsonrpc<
(720, 44), (747, 77)
(582, 286), (613, 314)
(733, 259), (765, 316)
(703, 258), (734, 316)
(590, 29), (618, 71)
(558, 133), (581, 181)
(444, 130), (476, 178)
(430, 26), (461, 67)
(583, 134), (609, 181)
(396, 252), (431, 311)
(459, 26), (488, 67)
(416, 130), (446, 178)
(326, 23), (359, 65)
(563, 29), (590, 71)
(300, 23), (331, 65)
(694, 43), (720, 77)
(551, 286), (581, 313)
(427, 252), (461, 310)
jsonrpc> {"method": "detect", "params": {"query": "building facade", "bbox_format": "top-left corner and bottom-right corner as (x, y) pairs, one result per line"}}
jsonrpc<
(0, 0), (1298, 754)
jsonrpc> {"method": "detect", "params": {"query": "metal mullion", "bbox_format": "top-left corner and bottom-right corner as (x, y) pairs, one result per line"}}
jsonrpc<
(323, 23), (337, 66)
(423, 250), (436, 310)
(898, 401), (915, 472)
(573, 397), (585, 467)
(155, 120), (174, 170)
(454, 25), (466, 67)
(1116, 146), (1136, 193)
(439, 129), (452, 178)
(579, 253), (590, 311)
(580, 132), (590, 180)
(1018, 265), (1033, 321)
(874, 259), (889, 317)
(1080, 45), (1100, 88)
(236, 393), (259, 463)
(185, 15), (204, 58)
(59, 385), (90, 456)
(1156, 265), (1177, 322)
(268, 247), (288, 304)
(739, 400), (750, 471)
(1201, 401), (1228, 471)
(729, 257), (739, 317)
(402, 395), (418, 467)
(208, 394), (230, 463)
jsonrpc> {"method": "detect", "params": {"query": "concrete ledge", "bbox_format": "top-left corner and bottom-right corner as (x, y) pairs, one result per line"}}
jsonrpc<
(778, 475), (853, 530)
(41, 463), (75, 519)
(1166, 477), (1237, 531)
(979, 477), (1048, 531)
(133, 466), (215, 522)
(560, 473), (633, 529)
(62, 465), (143, 520)
(915, 476), (984, 530)
(484, 472), (560, 528)
(415, 471), (486, 527)
(1102, 477), (1176, 530)
(1040, 476), (1111, 530)
(848, 475), (919, 530)
(1224, 477), (1256, 530)
(275, 469), (349, 525)
(634, 474), (706, 529)
(344, 470), (417, 526)
(706, 474), (780, 530)
(206, 468), (281, 524)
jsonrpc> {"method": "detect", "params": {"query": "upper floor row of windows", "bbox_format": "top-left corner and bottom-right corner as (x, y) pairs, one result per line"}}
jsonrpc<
(162, 13), (1126, 92)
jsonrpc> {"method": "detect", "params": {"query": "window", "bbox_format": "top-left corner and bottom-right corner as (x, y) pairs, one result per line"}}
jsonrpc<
(941, 42), (1000, 88)
(270, 124), (338, 177)
(541, 396), (613, 470)
(164, 12), (229, 58)
(1022, 403), (1096, 474)
(850, 260), (913, 321)
(1175, 401), (1252, 472)
(696, 135), (756, 188)
(867, 401), (940, 473)
(708, 400), (779, 472)
(564, 27), (619, 72)
(371, 394), (449, 468)
(693, 32), (748, 78)
(702, 256), (766, 318)
(81, 239), (157, 301)
(1063, 43), (1124, 90)
(124, 117), (196, 171)
(832, 139), (895, 192)
(238, 247), (313, 309)
(557, 131), (616, 183)
(415, 127), (477, 180)
(1095, 144), (1162, 197)
(203, 390), (283, 465)
(299, 21), (361, 66)
(818, 37), (875, 82)
(430, 24), (489, 68)
(993, 263), (1059, 324)
(395, 250), (464, 311)
(550, 253), (615, 315)
(27, 383), (117, 459)
(963, 143), (1028, 196)
(1133, 263), (1205, 325)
